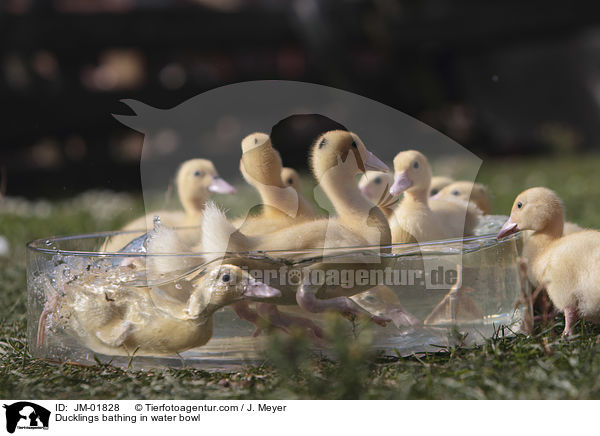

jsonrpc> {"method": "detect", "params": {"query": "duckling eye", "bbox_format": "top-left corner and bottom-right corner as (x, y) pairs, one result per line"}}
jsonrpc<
(374, 177), (382, 184)
(413, 161), (419, 169)
(430, 188), (438, 196)
(287, 178), (293, 185)
(194, 170), (205, 177)
(221, 273), (231, 283)
(318, 138), (327, 149)
(517, 201), (523, 209)
(452, 190), (460, 196)
(351, 141), (357, 149)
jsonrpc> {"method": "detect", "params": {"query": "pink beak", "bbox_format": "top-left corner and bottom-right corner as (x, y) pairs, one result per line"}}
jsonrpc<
(243, 278), (281, 299)
(389, 172), (413, 196)
(497, 216), (519, 240)
(364, 151), (390, 172)
(208, 177), (237, 194)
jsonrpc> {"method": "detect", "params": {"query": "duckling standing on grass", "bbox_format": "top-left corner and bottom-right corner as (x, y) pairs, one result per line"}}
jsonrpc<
(497, 187), (600, 337)
(37, 263), (281, 355)
(388, 150), (480, 244)
(105, 159), (236, 252)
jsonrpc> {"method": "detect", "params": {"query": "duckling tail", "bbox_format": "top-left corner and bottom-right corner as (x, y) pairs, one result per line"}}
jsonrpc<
(201, 202), (253, 258)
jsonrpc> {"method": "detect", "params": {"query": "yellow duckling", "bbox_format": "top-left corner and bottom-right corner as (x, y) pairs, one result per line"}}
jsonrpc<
(38, 263), (280, 355)
(106, 159), (236, 252)
(434, 181), (491, 215)
(234, 133), (315, 237)
(201, 130), (397, 321)
(281, 166), (318, 218)
(497, 187), (600, 336)
(203, 130), (391, 254)
(429, 176), (454, 197)
(388, 150), (480, 244)
(358, 171), (397, 218)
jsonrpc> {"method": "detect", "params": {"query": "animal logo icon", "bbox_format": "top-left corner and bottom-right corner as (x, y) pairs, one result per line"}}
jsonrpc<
(2, 402), (50, 433)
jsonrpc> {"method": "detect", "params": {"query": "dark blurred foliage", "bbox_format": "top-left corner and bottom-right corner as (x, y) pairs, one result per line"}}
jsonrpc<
(1, 0), (600, 197)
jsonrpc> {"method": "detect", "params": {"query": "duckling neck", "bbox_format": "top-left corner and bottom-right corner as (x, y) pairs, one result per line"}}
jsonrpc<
(525, 220), (564, 266)
(320, 172), (391, 245)
(401, 189), (431, 211)
(181, 196), (206, 217)
(256, 184), (300, 219)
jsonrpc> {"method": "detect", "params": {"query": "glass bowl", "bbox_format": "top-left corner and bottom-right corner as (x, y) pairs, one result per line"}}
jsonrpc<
(27, 219), (524, 370)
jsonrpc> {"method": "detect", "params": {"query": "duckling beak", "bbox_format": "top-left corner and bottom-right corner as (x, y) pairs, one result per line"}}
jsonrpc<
(208, 177), (237, 194)
(389, 171), (412, 196)
(364, 151), (390, 172)
(243, 278), (282, 299)
(496, 216), (519, 240)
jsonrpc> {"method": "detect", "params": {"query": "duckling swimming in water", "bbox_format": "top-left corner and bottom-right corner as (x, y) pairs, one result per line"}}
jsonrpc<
(234, 133), (314, 236)
(37, 262), (280, 355)
(105, 159), (236, 252)
(201, 130), (402, 323)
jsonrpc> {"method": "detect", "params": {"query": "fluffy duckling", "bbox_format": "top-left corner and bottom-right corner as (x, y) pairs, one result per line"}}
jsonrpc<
(429, 176), (454, 197)
(388, 150), (480, 244)
(434, 181), (491, 215)
(281, 167), (318, 218)
(358, 171), (397, 218)
(497, 187), (600, 336)
(38, 263), (280, 355)
(201, 130), (396, 321)
(234, 133), (315, 236)
(203, 130), (391, 254)
(106, 159), (236, 252)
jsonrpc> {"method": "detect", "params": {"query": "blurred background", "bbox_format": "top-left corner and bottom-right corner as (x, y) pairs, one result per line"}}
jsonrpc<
(1, 0), (600, 199)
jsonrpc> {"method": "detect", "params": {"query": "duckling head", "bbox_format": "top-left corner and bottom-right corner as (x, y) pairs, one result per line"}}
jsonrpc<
(497, 187), (564, 240)
(389, 150), (432, 196)
(435, 181), (491, 214)
(310, 130), (389, 182)
(358, 171), (393, 204)
(240, 132), (284, 187)
(176, 159), (236, 211)
(185, 264), (281, 318)
(281, 167), (301, 191)
(429, 176), (454, 197)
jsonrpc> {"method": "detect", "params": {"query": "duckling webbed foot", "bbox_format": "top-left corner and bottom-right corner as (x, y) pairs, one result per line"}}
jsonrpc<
(255, 303), (324, 339)
(296, 285), (390, 326)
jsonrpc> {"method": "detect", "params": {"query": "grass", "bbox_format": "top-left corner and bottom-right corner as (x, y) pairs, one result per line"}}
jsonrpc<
(2, 154), (600, 399)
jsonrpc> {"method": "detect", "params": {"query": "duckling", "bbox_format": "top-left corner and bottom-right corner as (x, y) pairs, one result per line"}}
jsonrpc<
(497, 187), (600, 336)
(203, 130), (391, 255)
(201, 130), (396, 322)
(233, 133), (315, 236)
(281, 167), (318, 218)
(388, 150), (480, 244)
(105, 159), (236, 252)
(358, 171), (397, 218)
(429, 176), (454, 197)
(434, 181), (491, 215)
(38, 263), (281, 355)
